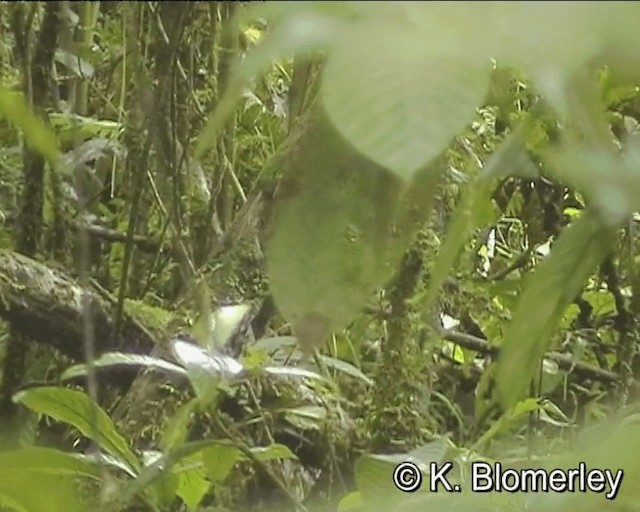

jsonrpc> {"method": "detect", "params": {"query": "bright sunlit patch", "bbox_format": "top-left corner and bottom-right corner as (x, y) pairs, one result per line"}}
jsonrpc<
(171, 338), (245, 377)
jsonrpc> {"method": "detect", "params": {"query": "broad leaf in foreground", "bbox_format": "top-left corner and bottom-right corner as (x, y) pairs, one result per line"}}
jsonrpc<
(14, 386), (140, 474)
(264, 105), (441, 354)
(495, 210), (616, 409)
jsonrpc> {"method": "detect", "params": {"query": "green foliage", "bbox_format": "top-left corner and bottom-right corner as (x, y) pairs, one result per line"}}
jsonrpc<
(14, 386), (141, 474)
(5, 2), (640, 511)
(0, 441), (99, 510)
(496, 212), (617, 408)
(0, 87), (59, 164)
(123, 299), (173, 334)
(13, 381), (298, 512)
(264, 107), (440, 353)
(321, 7), (491, 179)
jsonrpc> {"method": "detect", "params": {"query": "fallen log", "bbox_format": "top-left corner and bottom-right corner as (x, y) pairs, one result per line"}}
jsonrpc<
(0, 249), (158, 361)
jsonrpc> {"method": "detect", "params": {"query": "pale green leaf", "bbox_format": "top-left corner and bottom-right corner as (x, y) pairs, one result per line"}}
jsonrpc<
(337, 491), (363, 512)
(175, 465), (211, 511)
(0, 447), (102, 479)
(0, 470), (89, 512)
(249, 443), (297, 461)
(161, 398), (200, 452)
(265, 107), (440, 354)
(317, 355), (373, 385)
(353, 454), (409, 506)
(496, 211), (616, 409)
(282, 405), (327, 430)
(322, 15), (491, 179)
(202, 444), (239, 482)
(13, 387), (140, 474)
(0, 87), (59, 163)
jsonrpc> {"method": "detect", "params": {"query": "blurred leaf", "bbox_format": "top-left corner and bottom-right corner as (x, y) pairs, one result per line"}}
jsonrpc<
(0, 468), (90, 512)
(493, 4), (602, 116)
(316, 354), (373, 385)
(251, 336), (298, 355)
(0, 447), (101, 479)
(142, 451), (179, 509)
(474, 398), (542, 451)
(265, 106), (440, 354)
(322, 13), (491, 179)
(407, 438), (452, 469)
(261, 365), (327, 382)
(354, 454), (414, 506)
(161, 397), (200, 452)
(282, 405), (326, 430)
(49, 112), (121, 142)
(483, 129), (540, 180)
(55, 48), (95, 78)
(582, 291), (616, 317)
(546, 144), (640, 226)
(351, 440), (455, 507)
(172, 453), (211, 512)
(13, 387), (140, 474)
(496, 211), (616, 410)
(337, 491), (363, 511)
(202, 444), (239, 482)
(248, 443), (296, 461)
(0, 87), (59, 163)
(118, 440), (295, 510)
(511, 397), (541, 417)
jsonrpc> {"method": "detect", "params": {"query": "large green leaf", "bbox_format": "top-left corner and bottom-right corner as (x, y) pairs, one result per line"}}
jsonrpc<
(545, 144), (640, 227)
(321, 7), (492, 179)
(0, 470), (90, 512)
(493, 4), (602, 68)
(0, 446), (99, 512)
(172, 453), (211, 511)
(202, 441), (296, 484)
(161, 397), (200, 452)
(317, 354), (372, 385)
(264, 105), (441, 354)
(491, 4), (638, 116)
(0, 446), (102, 479)
(14, 386), (140, 474)
(117, 440), (296, 509)
(0, 87), (59, 163)
(201, 443), (239, 483)
(495, 211), (616, 409)
(354, 454), (408, 505)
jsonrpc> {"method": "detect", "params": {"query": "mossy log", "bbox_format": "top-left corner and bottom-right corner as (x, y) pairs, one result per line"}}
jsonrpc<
(0, 249), (159, 361)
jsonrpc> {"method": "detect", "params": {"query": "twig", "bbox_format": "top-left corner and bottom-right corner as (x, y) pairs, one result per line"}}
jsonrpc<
(72, 222), (160, 253)
(438, 328), (620, 385)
